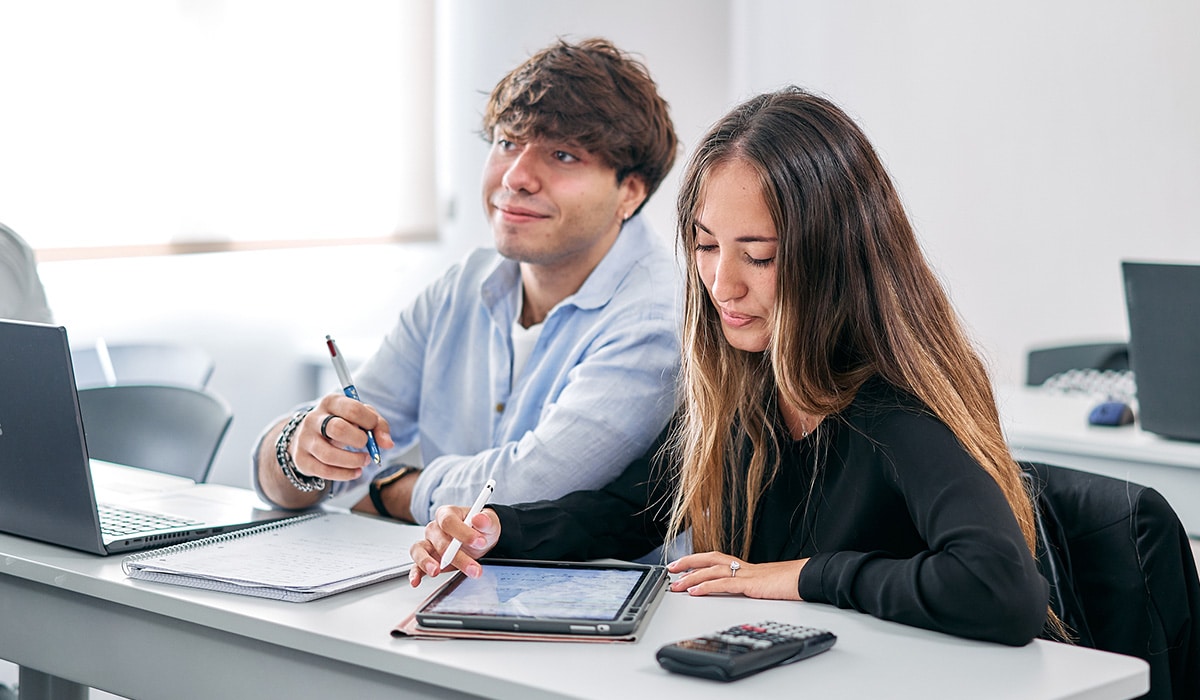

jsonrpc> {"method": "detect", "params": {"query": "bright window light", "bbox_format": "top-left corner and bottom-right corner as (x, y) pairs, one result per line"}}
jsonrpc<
(0, 1), (435, 258)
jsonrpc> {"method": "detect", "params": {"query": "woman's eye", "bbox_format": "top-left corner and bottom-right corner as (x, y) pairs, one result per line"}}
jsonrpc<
(694, 243), (717, 253)
(746, 254), (774, 267)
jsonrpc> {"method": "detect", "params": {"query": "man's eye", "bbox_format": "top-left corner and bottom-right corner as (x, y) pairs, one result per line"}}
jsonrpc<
(554, 151), (579, 163)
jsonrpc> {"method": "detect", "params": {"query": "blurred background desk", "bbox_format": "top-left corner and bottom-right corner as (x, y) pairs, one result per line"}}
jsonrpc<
(999, 384), (1200, 537)
(0, 527), (1148, 700)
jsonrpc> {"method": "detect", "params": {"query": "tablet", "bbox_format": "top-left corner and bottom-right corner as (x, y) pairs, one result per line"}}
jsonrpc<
(414, 558), (668, 636)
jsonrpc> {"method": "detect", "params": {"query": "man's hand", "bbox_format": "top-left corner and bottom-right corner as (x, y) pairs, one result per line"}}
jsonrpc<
(256, 392), (394, 509)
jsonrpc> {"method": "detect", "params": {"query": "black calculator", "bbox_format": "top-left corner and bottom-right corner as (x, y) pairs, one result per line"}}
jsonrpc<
(655, 621), (836, 681)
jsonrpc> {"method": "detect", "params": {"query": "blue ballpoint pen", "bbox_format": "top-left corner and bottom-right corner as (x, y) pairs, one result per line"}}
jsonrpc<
(325, 335), (381, 464)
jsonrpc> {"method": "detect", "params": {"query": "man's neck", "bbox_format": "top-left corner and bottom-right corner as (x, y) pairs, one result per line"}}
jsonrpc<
(518, 264), (582, 328)
(516, 223), (626, 327)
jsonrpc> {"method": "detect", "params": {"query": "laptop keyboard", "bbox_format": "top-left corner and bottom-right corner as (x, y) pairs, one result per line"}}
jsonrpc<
(98, 503), (201, 537)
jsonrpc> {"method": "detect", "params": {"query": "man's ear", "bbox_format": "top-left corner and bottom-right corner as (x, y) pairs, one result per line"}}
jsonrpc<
(617, 174), (648, 220)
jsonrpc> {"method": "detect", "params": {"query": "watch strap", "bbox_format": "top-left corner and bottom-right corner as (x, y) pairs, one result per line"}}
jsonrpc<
(369, 464), (419, 520)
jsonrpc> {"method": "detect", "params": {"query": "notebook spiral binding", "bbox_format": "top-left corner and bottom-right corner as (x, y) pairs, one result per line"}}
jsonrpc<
(119, 511), (323, 576)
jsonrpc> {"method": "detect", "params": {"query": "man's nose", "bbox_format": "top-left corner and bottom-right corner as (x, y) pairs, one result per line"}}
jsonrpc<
(502, 147), (541, 193)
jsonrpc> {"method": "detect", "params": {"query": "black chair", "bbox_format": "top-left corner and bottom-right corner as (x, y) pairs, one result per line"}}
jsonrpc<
(1023, 461), (1200, 700)
(71, 341), (215, 390)
(77, 384), (233, 482)
(1025, 341), (1129, 386)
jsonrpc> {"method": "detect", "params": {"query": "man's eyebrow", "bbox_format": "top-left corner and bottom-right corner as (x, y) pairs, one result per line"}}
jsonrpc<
(694, 219), (777, 243)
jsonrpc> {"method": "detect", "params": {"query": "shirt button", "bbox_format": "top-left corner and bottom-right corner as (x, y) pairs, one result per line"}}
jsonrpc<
(495, 402), (505, 413)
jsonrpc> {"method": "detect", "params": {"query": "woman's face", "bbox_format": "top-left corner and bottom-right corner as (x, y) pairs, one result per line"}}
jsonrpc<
(693, 159), (778, 353)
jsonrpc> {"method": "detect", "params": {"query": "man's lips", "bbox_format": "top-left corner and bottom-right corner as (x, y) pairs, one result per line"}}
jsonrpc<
(494, 201), (550, 220)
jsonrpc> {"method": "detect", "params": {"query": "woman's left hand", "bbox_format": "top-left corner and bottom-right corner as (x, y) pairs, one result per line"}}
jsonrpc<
(667, 551), (806, 601)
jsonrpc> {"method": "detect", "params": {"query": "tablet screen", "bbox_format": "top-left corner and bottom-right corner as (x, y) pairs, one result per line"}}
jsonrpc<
(422, 561), (649, 621)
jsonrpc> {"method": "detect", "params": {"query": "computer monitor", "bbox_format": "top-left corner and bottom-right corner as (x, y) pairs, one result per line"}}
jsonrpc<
(1122, 260), (1200, 442)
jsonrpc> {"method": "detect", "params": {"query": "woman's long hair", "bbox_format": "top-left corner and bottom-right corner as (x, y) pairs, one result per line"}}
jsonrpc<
(667, 86), (1037, 568)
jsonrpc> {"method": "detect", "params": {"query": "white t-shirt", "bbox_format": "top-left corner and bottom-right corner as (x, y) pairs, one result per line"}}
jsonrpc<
(510, 317), (543, 385)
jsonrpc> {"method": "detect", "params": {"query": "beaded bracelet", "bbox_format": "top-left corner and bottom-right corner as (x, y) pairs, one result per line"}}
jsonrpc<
(275, 407), (326, 493)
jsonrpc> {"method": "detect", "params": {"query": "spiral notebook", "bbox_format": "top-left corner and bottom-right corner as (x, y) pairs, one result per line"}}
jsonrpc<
(121, 511), (423, 602)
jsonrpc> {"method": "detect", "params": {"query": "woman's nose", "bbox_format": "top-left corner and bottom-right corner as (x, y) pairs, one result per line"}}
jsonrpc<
(709, 254), (745, 302)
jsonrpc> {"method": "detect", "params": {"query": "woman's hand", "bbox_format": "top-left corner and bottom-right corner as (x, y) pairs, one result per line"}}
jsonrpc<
(408, 505), (501, 586)
(667, 551), (807, 601)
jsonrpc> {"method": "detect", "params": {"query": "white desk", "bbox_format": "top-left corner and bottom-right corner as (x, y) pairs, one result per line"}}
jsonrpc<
(0, 529), (1148, 700)
(999, 384), (1200, 535)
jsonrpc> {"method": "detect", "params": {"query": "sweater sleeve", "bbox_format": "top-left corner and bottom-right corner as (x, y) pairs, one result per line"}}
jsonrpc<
(796, 406), (1049, 646)
(488, 425), (675, 562)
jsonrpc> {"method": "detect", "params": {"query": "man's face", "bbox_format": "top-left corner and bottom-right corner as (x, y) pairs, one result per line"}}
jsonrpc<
(482, 127), (646, 275)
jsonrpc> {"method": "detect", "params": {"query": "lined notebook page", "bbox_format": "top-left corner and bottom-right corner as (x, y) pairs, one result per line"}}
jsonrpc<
(122, 512), (422, 599)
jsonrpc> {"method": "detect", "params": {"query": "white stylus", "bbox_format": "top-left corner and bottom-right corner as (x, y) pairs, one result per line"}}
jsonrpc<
(439, 479), (496, 570)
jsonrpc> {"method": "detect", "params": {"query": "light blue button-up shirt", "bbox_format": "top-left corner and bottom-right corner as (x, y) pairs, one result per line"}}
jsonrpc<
(336, 215), (680, 523)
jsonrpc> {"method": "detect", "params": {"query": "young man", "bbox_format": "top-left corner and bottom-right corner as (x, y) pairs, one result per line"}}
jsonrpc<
(253, 38), (680, 524)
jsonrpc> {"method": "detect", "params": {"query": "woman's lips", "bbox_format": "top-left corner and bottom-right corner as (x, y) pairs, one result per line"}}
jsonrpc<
(718, 307), (757, 328)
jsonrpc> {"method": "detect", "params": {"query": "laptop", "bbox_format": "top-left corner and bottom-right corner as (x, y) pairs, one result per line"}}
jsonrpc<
(1122, 261), (1200, 442)
(0, 319), (296, 554)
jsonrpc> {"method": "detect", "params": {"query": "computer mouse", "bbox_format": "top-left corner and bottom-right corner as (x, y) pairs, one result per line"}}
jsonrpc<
(1088, 401), (1135, 427)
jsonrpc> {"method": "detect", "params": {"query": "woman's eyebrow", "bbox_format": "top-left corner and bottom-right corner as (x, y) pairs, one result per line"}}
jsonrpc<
(695, 219), (777, 243)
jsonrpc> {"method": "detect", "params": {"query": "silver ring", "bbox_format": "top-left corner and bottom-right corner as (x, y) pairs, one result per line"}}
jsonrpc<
(729, 561), (740, 578)
(320, 414), (336, 441)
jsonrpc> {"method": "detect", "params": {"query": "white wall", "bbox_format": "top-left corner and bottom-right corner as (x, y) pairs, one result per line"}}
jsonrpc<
(734, 0), (1200, 385)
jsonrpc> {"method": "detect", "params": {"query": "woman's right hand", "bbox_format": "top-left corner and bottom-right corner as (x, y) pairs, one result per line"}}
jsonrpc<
(408, 505), (502, 586)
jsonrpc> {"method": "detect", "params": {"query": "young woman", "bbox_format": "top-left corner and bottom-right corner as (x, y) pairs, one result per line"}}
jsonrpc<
(409, 86), (1051, 646)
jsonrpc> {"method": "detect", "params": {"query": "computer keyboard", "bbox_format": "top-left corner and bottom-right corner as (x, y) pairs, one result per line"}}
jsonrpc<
(1041, 368), (1137, 404)
(98, 503), (200, 537)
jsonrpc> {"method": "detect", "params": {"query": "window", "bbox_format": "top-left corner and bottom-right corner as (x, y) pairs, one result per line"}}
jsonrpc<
(0, 1), (435, 260)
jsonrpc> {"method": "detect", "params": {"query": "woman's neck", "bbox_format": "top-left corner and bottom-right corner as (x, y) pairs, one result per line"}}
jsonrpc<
(778, 394), (821, 440)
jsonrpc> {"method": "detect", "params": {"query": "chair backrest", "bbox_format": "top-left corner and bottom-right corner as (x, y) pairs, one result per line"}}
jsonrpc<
(72, 342), (215, 390)
(1022, 461), (1200, 700)
(76, 384), (233, 482)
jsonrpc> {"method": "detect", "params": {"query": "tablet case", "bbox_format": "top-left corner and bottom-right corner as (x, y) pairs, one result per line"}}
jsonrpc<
(394, 559), (668, 643)
(391, 611), (644, 643)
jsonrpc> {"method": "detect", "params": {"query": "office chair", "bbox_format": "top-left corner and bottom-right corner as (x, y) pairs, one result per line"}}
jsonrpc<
(1022, 461), (1200, 700)
(71, 341), (215, 390)
(1025, 341), (1129, 386)
(77, 384), (234, 482)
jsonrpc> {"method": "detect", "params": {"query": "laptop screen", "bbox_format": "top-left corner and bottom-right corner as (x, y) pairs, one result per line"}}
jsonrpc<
(0, 320), (107, 552)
